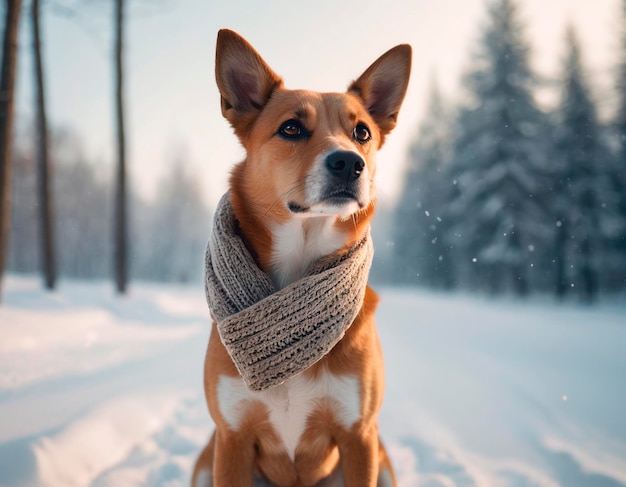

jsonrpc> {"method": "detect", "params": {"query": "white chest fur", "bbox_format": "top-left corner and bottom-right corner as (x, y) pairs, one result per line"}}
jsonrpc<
(217, 371), (360, 460)
(269, 217), (346, 289)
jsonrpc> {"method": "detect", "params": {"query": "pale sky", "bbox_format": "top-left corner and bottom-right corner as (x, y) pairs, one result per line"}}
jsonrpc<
(14, 0), (622, 209)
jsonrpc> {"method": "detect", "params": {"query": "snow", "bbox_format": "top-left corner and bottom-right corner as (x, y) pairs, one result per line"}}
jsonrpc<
(1, 275), (625, 487)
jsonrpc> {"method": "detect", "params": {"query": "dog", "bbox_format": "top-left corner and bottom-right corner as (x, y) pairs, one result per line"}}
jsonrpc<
(193, 29), (411, 487)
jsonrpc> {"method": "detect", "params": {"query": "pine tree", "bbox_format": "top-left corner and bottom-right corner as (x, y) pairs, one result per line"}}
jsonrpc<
(446, 0), (549, 295)
(393, 80), (454, 288)
(553, 28), (611, 302)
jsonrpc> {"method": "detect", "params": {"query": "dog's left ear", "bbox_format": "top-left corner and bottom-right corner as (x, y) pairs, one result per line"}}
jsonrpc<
(348, 44), (412, 141)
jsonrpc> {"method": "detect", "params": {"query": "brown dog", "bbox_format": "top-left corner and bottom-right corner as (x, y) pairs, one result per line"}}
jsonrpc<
(193, 29), (411, 487)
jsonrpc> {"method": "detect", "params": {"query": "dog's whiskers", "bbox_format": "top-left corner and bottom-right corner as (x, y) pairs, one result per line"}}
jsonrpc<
(258, 181), (304, 220)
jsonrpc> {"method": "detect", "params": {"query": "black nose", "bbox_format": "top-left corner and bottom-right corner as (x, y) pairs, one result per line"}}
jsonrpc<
(325, 151), (365, 182)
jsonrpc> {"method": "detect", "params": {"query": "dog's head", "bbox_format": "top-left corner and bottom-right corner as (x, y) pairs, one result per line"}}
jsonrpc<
(215, 29), (410, 275)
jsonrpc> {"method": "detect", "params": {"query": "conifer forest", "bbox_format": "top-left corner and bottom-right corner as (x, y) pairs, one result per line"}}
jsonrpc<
(388, 0), (626, 302)
(3, 0), (626, 303)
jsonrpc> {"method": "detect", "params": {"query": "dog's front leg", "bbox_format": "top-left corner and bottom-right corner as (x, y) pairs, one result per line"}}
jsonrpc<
(212, 428), (256, 487)
(337, 426), (379, 487)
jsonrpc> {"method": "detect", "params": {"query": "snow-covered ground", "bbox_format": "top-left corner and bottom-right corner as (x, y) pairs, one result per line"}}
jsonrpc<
(0, 275), (625, 487)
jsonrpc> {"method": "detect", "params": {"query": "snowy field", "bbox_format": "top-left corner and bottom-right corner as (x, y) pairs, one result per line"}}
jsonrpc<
(0, 275), (625, 487)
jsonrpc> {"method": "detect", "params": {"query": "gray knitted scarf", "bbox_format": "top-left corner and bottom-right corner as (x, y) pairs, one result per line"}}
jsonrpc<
(204, 193), (374, 392)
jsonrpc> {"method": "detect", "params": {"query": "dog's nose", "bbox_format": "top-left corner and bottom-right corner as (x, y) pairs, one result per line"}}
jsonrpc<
(325, 151), (365, 182)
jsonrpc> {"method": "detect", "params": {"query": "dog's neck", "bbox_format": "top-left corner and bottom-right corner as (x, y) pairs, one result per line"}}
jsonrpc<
(268, 217), (348, 289)
(229, 178), (375, 291)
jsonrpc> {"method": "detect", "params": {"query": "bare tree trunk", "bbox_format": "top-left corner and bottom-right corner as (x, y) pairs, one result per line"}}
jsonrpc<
(0, 0), (23, 302)
(32, 0), (56, 290)
(114, 0), (128, 294)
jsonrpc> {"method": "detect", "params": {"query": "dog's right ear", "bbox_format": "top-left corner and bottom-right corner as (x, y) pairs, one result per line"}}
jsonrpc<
(215, 29), (283, 137)
(348, 44), (411, 145)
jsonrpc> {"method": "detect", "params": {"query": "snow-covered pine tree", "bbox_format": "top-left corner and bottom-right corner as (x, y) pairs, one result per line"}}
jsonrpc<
(392, 80), (454, 288)
(446, 0), (549, 295)
(553, 28), (612, 302)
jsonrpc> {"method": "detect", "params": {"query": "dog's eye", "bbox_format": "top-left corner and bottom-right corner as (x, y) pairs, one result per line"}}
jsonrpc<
(353, 123), (371, 143)
(279, 120), (304, 139)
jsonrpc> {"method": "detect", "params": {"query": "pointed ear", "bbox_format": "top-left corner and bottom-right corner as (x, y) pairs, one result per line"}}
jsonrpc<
(215, 29), (283, 136)
(348, 44), (412, 139)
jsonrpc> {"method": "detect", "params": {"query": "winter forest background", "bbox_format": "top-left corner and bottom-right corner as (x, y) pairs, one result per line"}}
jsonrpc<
(385, 0), (626, 302)
(3, 0), (626, 303)
(1, 2), (626, 486)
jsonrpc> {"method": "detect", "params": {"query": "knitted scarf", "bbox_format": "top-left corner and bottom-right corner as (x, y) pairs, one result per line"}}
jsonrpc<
(204, 193), (374, 392)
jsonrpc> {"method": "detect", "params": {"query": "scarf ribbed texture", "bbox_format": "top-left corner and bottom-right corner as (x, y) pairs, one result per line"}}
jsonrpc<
(204, 192), (373, 391)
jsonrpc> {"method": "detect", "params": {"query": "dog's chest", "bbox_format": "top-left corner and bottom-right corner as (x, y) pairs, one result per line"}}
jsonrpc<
(217, 371), (361, 460)
(269, 218), (345, 289)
